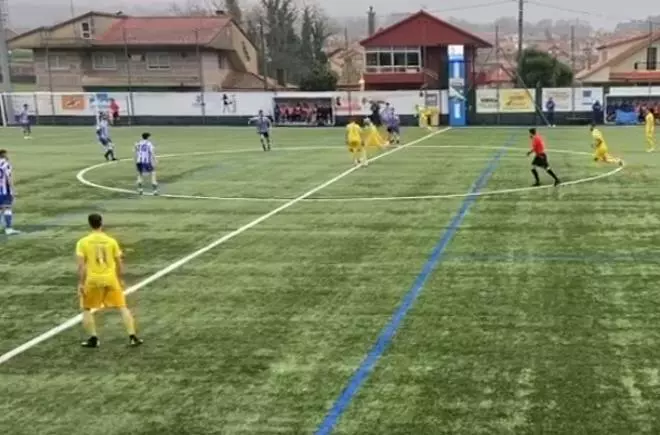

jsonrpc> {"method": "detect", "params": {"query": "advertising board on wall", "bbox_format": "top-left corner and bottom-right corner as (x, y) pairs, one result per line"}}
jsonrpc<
(542, 87), (604, 112)
(475, 89), (499, 113)
(3, 88), (609, 120)
(498, 89), (535, 112)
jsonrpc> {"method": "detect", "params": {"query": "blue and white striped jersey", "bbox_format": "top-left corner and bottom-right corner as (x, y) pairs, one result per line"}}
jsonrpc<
(0, 158), (13, 196)
(134, 140), (155, 164)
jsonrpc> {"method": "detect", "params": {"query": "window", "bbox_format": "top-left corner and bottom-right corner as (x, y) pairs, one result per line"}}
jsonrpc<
(146, 53), (171, 70)
(600, 51), (608, 63)
(647, 47), (657, 70)
(47, 54), (69, 71)
(80, 22), (92, 39)
(218, 54), (226, 69)
(406, 51), (420, 67)
(92, 52), (116, 70)
(393, 51), (406, 66)
(364, 47), (422, 73)
(378, 51), (392, 66)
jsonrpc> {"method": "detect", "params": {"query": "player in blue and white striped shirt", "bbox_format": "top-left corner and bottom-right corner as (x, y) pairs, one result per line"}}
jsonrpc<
(18, 104), (31, 139)
(96, 113), (117, 161)
(385, 111), (401, 145)
(135, 132), (158, 195)
(248, 110), (272, 151)
(0, 149), (19, 235)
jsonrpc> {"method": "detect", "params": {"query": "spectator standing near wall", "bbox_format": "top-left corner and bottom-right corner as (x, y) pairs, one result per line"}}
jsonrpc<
(592, 100), (602, 124)
(545, 97), (555, 127)
(110, 99), (120, 126)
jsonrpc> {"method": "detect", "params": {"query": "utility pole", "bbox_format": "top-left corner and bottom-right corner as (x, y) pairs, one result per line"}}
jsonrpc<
(649, 20), (654, 69)
(648, 20), (654, 95)
(259, 17), (267, 90)
(570, 25), (575, 72)
(0, 0), (12, 93)
(516, 0), (524, 86)
(495, 25), (501, 125)
(570, 24), (575, 113)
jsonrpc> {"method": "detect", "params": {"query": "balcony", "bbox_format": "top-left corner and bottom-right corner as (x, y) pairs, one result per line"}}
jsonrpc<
(364, 65), (423, 74)
(81, 74), (201, 87)
(362, 66), (438, 88)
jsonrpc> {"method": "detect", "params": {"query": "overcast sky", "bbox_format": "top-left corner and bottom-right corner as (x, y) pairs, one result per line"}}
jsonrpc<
(6, 0), (653, 29)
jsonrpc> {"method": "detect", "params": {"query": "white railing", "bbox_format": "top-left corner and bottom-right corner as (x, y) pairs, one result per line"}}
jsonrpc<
(364, 66), (422, 74)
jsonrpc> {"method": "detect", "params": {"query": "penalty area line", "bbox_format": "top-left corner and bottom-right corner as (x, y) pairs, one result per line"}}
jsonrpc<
(0, 127), (450, 366)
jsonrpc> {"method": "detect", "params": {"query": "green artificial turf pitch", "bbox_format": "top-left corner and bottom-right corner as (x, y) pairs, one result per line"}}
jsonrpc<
(1, 125), (659, 434)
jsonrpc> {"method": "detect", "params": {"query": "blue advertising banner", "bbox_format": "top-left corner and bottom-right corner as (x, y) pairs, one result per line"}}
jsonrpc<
(447, 45), (466, 126)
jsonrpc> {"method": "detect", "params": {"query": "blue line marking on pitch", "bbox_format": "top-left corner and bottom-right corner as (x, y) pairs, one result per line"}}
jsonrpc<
(314, 137), (514, 434)
(445, 253), (650, 264)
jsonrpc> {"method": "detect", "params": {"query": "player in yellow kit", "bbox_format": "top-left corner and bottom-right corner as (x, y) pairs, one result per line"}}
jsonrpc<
(76, 213), (142, 348)
(590, 124), (623, 166)
(346, 118), (365, 166)
(363, 118), (388, 151)
(645, 108), (656, 152)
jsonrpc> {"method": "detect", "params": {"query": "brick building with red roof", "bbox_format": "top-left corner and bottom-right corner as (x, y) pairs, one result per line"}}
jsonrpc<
(359, 10), (492, 91)
(8, 11), (282, 92)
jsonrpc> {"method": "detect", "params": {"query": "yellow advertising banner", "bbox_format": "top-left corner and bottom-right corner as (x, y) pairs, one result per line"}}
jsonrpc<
(498, 89), (535, 112)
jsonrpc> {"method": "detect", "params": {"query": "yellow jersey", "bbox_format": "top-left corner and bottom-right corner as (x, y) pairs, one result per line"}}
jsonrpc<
(646, 112), (655, 131)
(364, 124), (379, 136)
(592, 128), (607, 148)
(76, 231), (122, 278)
(346, 122), (361, 142)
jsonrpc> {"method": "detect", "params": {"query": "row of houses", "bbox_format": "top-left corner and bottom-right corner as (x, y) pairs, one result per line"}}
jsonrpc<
(5, 9), (660, 93)
(6, 11), (280, 92)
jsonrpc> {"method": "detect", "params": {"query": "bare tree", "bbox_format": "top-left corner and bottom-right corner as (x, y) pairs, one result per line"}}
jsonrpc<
(168, 0), (213, 15)
(225, 0), (243, 24)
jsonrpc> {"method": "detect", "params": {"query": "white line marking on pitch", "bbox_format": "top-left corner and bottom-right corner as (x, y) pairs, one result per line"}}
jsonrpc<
(307, 165), (623, 201)
(77, 145), (620, 202)
(0, 128), (450, 365)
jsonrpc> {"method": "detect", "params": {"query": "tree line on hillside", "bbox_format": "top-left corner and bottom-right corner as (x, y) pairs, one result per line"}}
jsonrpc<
(170, 0), (338, 91)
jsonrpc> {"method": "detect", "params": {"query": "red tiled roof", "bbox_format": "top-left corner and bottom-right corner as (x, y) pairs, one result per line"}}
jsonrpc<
(596, 32), (649, 50)
(475, 62), (515, 85)
(97, 16), (231, 46)
(360, 10), (491, 48)
(609, 71), (660, 81)
(578, 33), (660, 81)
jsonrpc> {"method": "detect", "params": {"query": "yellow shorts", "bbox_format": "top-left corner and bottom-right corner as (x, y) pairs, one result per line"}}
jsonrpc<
(594, 145), (608, 161)
(348, 140), (362, 153)
(80, 276), (126, 310)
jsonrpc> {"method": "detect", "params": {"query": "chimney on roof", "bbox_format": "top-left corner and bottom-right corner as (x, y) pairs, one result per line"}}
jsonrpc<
(215, 10), (225, 15)
(367, 6), (376, 36)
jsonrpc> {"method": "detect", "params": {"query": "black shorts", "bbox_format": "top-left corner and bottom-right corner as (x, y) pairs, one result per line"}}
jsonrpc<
(259, 131), (269, 139)
(112, 111), (119, 120)
(532, 153), (549, 168)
